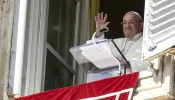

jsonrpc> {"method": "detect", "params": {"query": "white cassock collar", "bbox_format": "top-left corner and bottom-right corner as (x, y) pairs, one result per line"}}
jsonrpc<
(126, 32), (142, 42)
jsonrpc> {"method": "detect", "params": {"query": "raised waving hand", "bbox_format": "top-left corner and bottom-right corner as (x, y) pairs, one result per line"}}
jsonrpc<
(95, 12), (110, 31)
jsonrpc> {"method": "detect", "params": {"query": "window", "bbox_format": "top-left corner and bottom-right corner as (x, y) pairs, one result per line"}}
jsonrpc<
(45, 0), (76, 90)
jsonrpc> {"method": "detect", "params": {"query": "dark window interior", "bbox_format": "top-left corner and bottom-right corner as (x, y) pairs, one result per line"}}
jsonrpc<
(100, 0), (145, 39)
(45, 0), (75, 91)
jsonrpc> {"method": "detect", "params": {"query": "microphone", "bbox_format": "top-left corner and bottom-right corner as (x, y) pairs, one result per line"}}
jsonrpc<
(99, 27), (109, 33)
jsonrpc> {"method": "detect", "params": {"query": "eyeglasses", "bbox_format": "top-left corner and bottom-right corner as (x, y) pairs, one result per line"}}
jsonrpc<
(121, 20), (142, 26)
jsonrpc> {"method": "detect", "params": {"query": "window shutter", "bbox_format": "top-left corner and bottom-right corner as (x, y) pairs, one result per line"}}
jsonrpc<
(142, 0), (175, 59)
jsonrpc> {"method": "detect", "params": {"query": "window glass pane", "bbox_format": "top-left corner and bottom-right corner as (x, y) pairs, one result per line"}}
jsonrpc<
(44, 50), (73, 91)
(45, 0), (76, 90)
(47, 0), (76, 66)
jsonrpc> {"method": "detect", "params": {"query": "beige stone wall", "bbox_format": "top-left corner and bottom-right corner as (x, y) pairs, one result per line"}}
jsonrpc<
(133, 53), (175, 100)
(0, 0), (14, 100)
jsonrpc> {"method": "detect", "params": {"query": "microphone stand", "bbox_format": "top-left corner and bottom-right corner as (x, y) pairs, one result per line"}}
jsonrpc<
(111, 39), (131, 75)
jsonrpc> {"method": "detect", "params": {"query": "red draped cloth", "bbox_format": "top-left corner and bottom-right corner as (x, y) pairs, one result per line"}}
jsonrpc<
(14, 72), (139, 100)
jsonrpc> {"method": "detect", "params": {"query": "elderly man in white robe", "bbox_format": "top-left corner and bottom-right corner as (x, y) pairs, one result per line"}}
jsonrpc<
(87, 11), (149, 82)
(95, 11), (149, 72)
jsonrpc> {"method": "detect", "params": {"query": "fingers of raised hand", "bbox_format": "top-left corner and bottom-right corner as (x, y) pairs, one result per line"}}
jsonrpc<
(95, 12), (107, 21)
(104, 22), (110, 27)
(100, 12), (103, 20)
(103, 14), (107, 22)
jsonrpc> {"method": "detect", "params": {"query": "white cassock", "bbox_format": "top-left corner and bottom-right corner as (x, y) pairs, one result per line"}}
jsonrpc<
(109, 32), (148, 72)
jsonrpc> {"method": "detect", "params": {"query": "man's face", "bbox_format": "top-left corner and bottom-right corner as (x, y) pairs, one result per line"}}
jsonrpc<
(122, 13), (143, 39)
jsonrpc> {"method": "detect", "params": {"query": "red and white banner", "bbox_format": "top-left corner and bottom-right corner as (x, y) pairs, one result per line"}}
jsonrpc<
(14, 72), (139, 100)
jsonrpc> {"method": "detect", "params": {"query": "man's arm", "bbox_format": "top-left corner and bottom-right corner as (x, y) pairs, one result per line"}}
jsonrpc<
(96, 34), (105, 39)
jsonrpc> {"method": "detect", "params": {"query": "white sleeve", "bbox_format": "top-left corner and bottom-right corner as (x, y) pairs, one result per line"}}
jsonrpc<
(130, 60), (149, 72)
